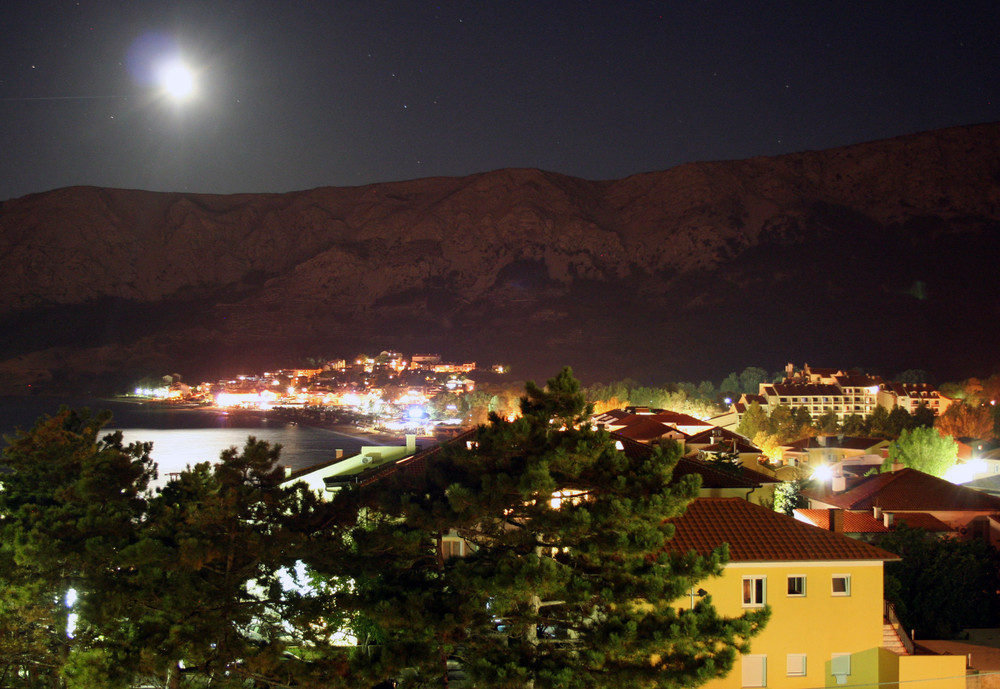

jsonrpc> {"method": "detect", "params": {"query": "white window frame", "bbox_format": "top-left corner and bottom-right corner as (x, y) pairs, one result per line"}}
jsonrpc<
(786, 653), (807, 677)
(831, 652), (851, 678)
(742, 654), (767, 687)
(831, 574), (851, 596)
(787, 575), (806, 597)
(742, 576), (766, 607)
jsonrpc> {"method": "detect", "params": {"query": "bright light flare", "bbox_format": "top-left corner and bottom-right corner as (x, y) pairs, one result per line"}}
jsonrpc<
(944, 458), (984, 484)
(157, 58), (196, 101)
(811, 464), (834, 482)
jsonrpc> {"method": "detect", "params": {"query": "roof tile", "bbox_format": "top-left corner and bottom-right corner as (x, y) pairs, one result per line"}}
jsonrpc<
(806, 468), (1000, 511)
(669, 498), (899, 561)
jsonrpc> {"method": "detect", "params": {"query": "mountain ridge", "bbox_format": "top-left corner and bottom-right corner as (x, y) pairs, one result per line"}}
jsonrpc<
(2, 123), (998, 393)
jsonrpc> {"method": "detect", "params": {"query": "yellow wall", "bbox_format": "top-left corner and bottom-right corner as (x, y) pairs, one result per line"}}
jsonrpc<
(694, 560), (885, 688)
(686, 559), (968, 688)
(897, 654), (966, 689)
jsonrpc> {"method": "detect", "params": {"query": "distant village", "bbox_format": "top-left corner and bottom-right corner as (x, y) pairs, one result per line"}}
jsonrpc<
(132, 351), (490, 435)
(135, 356), (995, 478)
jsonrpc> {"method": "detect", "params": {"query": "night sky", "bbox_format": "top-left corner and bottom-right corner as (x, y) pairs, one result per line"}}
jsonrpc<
(1, 1), (997, 203)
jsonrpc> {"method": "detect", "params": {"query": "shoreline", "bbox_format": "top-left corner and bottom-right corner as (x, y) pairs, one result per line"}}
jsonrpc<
(114, 397), (422, 447)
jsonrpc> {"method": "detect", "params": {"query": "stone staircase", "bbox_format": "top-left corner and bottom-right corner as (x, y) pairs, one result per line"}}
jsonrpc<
(883, 601), (915, 655)
(883, 622), (910, 655)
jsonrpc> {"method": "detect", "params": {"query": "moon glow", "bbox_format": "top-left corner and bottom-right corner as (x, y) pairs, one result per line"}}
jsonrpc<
(157, 59), (196, 102)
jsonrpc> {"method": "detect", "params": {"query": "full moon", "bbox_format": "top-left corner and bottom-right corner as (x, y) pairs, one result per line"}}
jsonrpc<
(157, 59), (196, 102)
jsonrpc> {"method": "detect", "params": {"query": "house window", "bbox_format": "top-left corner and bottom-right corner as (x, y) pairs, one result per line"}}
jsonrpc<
(743, 576), (766, 607)
(831, 653), (851, 678)
(786, 654), (807, 677)
(832, 575), (851, 596)
(787, 575), (805, 597)
(742, 654), (767, 687)
(441, 538), (466, 559)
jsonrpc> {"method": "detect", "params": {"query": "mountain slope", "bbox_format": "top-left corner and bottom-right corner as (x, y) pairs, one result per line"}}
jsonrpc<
(1, 123), (998, 392)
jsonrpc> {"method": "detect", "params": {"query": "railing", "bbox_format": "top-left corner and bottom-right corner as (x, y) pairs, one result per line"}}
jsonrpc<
(884, 600), (916, 655)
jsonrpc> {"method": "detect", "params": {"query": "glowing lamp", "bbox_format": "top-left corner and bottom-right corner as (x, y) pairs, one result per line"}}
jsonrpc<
(811, 465), (834, 482)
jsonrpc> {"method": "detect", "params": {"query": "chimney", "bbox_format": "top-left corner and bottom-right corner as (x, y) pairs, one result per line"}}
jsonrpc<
(883, 512), (894, 528)
(335, 449), (344, 459)
(832, 475), (847, 493)
(405, 434), (416, 454)
(873, 506), (883, 521)
(828, 508), (844, 533)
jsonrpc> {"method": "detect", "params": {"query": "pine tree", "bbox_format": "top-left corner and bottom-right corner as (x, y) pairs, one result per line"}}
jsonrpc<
(0, 407), (156, 686)
(1, 411), (350, 688)
(335, 367), (767, 689)
(119, 437), (345, 688)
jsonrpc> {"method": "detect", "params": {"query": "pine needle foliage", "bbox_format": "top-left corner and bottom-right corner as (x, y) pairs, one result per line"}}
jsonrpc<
(336, 367), (767, 689)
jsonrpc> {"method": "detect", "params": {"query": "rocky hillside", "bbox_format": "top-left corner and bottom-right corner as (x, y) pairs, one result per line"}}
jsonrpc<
(2, 123), (999, 393)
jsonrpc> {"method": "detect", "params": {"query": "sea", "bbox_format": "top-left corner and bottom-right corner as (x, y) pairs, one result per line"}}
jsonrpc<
(0, 396), (395, 487)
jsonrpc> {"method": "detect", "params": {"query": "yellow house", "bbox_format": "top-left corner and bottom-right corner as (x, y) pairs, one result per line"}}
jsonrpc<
(667, 498), (967, 688)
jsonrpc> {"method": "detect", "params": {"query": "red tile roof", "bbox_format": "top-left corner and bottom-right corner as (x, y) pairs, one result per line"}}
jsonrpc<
(764, 382), (843, 396)
(647, 411), (713, 428)
(833, 374), (884, 387)
(806, 367), (842, 377)
(603, 412), (644, 428)
(699, 439), (760, 454)
(686, 428), (752, 445)
(615, 418), (679, 441)
(891, 512), (954, 532)
(805, 468), (1000, 511)
(783, 436), (886, 452)
(668, 498), (900, 562)
(881, 382), (944, 398)
(591, 409), (632, 423)
(794, 509), (890, 533)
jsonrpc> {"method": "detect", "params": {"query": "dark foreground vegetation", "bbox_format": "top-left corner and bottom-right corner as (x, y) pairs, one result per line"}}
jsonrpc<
(0, 369), (766, 689)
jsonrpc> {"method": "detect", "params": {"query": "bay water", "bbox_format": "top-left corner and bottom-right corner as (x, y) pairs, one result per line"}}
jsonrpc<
(0, 397), (393, 487)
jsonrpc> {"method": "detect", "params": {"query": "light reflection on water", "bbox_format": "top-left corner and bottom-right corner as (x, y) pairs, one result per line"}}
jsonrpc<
(112, 425), (372, 487)
(1, 397), (380, 488)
